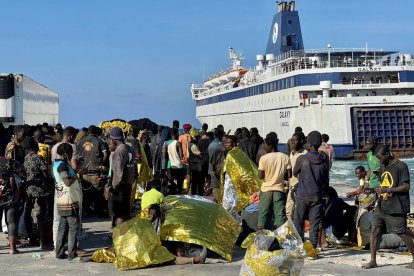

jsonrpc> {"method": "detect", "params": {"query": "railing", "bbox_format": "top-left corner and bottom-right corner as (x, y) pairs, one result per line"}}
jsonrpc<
(306, 47), (388, 54)
(341, 79), (399, 85)
(193, 49), (414, 99)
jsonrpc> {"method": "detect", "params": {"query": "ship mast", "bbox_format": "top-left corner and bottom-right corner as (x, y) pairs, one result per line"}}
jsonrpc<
(229, 47), (243, 69)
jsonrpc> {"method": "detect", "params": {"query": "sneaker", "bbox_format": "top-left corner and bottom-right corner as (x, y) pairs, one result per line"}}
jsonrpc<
(68, 257), (81, 263)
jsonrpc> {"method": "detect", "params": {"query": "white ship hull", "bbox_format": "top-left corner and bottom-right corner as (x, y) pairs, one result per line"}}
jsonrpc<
(191, 1), (414, 158)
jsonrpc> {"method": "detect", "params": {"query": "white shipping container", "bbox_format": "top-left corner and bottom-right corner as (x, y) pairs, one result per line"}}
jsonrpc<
(0, 74), (59, 127)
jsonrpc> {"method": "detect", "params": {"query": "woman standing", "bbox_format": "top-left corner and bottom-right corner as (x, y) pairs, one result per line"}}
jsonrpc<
(0, 157), (20, 254)
(22, 137), (50, 250)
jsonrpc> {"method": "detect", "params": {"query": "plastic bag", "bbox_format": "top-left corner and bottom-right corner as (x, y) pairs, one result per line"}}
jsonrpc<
(240, 220), (305, 276)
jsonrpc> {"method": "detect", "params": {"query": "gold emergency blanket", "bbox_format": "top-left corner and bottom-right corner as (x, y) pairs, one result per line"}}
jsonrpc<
(160, 195), (240, 261)
(219, 147), (261, 212)
(240, 219), (305, 276)
(92, 217), (175, 270)
(137, 141), (153, 182)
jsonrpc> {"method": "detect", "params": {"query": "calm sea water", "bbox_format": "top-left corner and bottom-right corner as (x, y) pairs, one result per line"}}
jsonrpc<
(331, 159), (414, 201)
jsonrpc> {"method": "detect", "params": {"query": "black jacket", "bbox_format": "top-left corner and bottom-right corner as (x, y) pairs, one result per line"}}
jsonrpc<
(293, 150), (329, 202)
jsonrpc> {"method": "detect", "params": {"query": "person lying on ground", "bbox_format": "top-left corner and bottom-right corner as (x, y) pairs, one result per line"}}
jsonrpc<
(147, 204), (207, 265)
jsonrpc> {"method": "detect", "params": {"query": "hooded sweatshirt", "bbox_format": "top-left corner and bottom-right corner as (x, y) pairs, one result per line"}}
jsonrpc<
(293, 150), (329, 202)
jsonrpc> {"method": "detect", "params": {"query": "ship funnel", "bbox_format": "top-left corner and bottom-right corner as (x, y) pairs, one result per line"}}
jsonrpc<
(266, 1), (304, 56)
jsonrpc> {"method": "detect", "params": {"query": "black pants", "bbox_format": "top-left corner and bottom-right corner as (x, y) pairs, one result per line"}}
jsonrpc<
(293, 198), (322, 248)
(55, 214), (80, 259)
(1, 205), (18, 237)
(170, 168), (185, 194)
(82, 176), (106, 217)
(24, 198), (47, 241)
(191, 170), (203, 196)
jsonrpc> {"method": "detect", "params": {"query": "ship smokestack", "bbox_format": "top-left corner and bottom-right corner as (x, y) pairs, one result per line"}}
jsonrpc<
(267, 1), (303, 56)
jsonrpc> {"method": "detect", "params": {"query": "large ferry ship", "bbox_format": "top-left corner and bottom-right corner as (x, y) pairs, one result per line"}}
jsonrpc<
(190, 1), (414, 159)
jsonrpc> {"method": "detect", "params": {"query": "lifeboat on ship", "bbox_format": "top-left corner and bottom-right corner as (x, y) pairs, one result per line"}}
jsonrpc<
(218, 74), (228, 84)
(210, 76), (221, 86)
(226, 69), (239, 81)
(204, 80), (214, 88)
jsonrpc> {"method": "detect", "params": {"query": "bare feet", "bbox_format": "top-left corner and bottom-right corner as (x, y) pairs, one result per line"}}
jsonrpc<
(406, 262), (414, 269)
(9, 249), (20, 255)
(362, 260), (377, 269)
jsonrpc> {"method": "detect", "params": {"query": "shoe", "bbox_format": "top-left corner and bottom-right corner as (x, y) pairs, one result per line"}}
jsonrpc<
(56, 253), (68, 259)
(199, 247), (207, 264)
(308, 255), (318, 260)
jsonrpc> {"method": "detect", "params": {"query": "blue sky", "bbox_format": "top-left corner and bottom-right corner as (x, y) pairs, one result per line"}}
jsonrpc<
(1, 0), (413, 128)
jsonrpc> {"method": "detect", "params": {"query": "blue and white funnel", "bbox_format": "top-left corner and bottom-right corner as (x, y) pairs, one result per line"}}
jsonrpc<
(265, 1), (304, 56)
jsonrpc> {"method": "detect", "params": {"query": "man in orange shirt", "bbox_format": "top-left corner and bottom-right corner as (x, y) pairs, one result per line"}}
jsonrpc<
(178, 124), (192, 166)
(179, 124), (192, 192)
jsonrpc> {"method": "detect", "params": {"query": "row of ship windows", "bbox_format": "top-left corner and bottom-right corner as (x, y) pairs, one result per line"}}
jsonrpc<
(244, 77), (296, 96)
(226, 95), (297, 108)
(197, 73), (344, 106)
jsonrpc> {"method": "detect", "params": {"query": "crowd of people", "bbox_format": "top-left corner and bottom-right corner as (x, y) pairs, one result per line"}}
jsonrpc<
(0, 120), (413, 270)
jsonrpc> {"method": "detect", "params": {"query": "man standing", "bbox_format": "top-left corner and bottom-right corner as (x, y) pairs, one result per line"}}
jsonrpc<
(179, 124), (193, 193)
(34, 130), (51, 166)
(5, 125), (26, 164)
(197, 130), (211, 187)
(208, 128), (224, 200)
(363, 136), (381, 193)
(107, 127), (136, 226)
(150, 125), (164, 175)
(219, 135), (261, 223)
(54, 143), (84, 261)
(363, 145), (414, 270)
(163, 128), (185, 194)
(257, 135), (291, 230)
(286, 132), (307, 219)
(198, 123), (209, 138)
(76, 125), (108, 217)
(250, 127), (264, 152)
(237, 128), (257, 164)
(293, 131), (329, 253)
(318, 134), (334, 170)
(51, 126), (78, 246)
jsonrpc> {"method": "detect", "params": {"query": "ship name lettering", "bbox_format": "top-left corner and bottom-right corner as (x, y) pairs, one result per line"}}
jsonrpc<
(279, 111), (291, 119)
(357, 67), (382, 72)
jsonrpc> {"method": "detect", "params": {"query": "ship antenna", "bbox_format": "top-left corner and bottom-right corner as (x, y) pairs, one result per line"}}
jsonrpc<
(229, 47), (243, 69)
